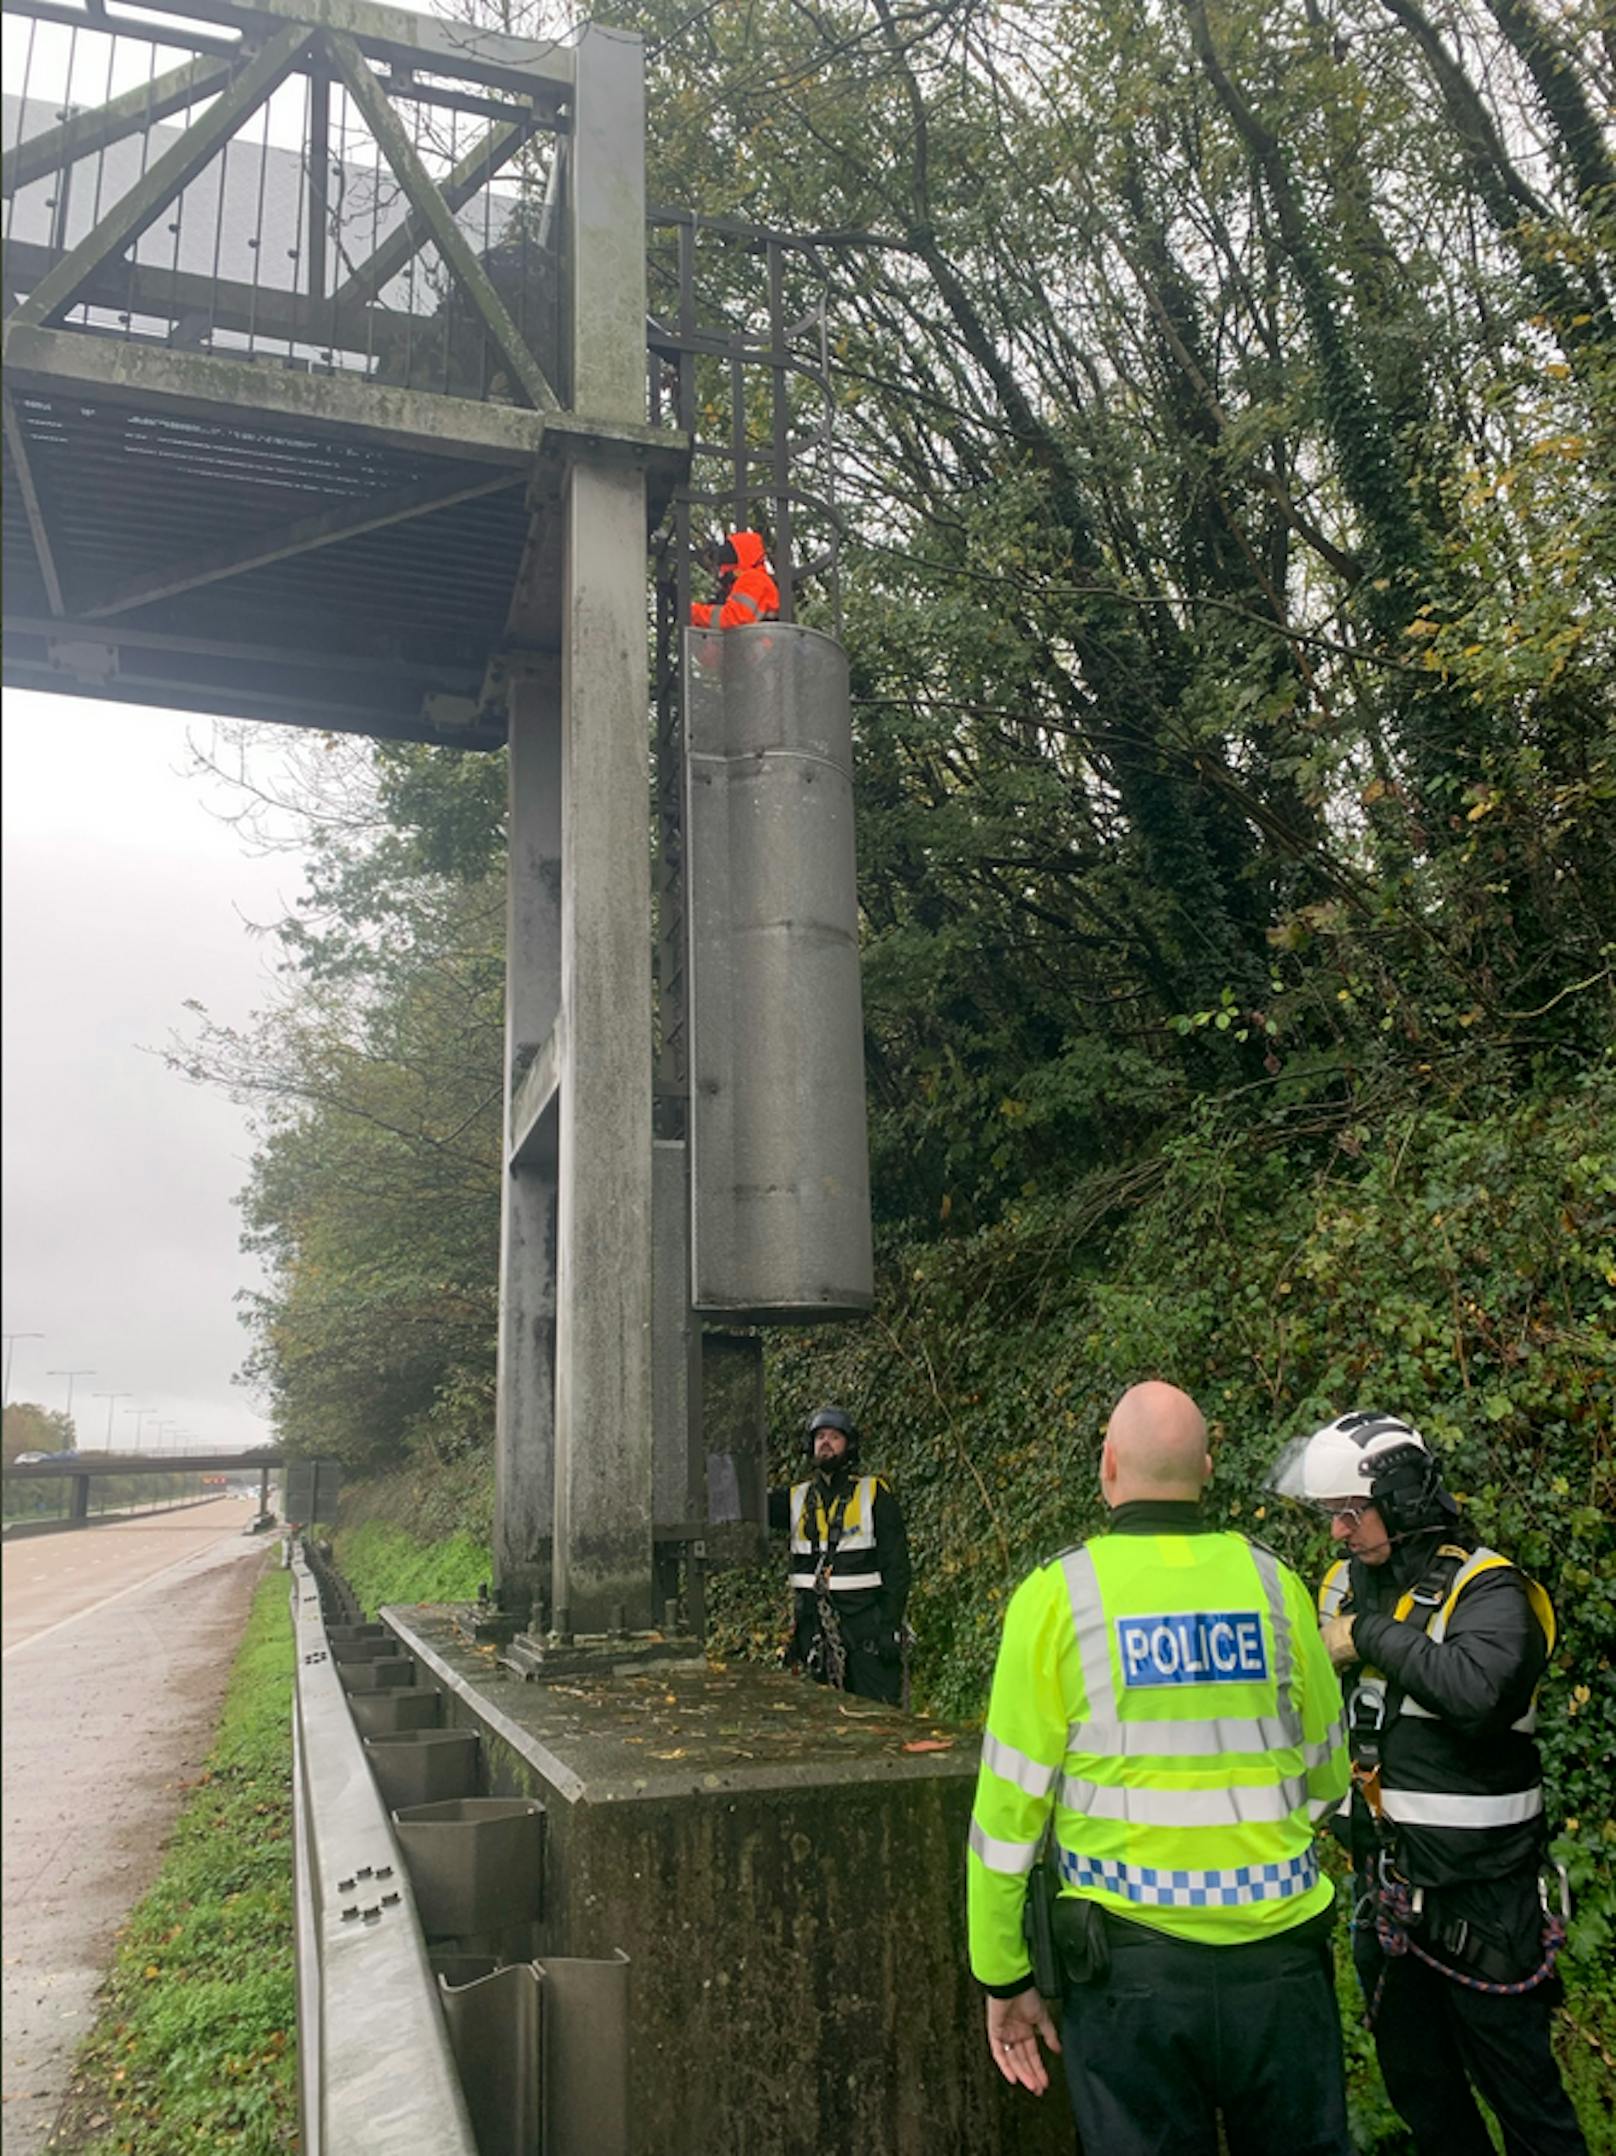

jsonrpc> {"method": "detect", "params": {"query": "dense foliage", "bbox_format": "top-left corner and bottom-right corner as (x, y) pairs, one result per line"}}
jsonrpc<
(183, 0), (1614, 2133)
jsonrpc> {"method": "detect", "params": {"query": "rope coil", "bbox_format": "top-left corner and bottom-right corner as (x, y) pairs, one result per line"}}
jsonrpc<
(1361, 1865), (1567, 2028)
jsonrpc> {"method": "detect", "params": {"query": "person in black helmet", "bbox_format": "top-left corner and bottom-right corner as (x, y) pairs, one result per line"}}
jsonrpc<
(767, 1406), (911, 1704)
(1270, 1412), (1586, 2156)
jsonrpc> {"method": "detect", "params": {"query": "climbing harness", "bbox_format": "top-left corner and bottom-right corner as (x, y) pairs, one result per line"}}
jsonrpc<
(1360, 1852), (1570, 2028)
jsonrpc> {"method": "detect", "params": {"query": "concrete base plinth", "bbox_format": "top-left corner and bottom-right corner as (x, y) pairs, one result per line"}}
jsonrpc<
(383, 1605), (1073, 2156)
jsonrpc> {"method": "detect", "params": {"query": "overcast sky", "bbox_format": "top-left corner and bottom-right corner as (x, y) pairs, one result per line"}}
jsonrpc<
(2, 695), (308, 1453)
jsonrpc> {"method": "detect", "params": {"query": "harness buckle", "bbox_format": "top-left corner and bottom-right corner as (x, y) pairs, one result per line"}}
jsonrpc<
(1351, 1760), (1385, 1817)
(1540, 1859), (1572, 1925)
(1348, 1680), (1386, 1734)
(1375, 1848), (1419, 1921)
(1434, 1913), (1469, 1960)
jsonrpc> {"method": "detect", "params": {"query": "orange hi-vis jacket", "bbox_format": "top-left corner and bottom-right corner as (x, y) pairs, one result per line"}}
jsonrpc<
(692, 530), (780, 629)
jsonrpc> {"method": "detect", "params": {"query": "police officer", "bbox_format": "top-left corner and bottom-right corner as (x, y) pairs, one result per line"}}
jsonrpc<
(968, 1381), (1351, 2154)
(767, 1405), (910, 1705)
(1271, 1411), (1587, 2155)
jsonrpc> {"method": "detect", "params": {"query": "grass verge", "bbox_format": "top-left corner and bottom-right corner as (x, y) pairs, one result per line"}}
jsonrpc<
(48, 1566), (298, 2155)
(330, 1516), (490, 1615)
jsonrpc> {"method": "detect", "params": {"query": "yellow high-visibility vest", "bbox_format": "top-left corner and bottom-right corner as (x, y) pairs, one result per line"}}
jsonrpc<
(968, 1531), (1347, 1987)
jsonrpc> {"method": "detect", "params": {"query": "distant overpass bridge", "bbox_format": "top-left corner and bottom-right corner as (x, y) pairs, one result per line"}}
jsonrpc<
(2, 1450), (284, 1479)
(0, 1449), (332, 1529)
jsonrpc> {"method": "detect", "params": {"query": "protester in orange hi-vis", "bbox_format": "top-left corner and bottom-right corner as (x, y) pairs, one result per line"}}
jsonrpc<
(691, 530), (780, 629)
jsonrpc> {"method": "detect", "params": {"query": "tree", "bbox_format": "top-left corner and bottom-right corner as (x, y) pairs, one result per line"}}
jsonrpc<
(3, 1403), (76, 1464)
(172, 737), (506, 1471)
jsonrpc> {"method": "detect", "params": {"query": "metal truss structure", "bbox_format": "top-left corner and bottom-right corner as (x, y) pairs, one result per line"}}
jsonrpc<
(3, 0), (679, 739)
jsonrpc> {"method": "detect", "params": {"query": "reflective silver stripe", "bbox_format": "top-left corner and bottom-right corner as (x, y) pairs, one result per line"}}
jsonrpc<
(982, 1733), (1058, 1799)
(1396, 1694), (1536, 1733)
(968, 1819), (1040, 1875)
(728, 590), (761, 621)
(1060, 1547), (1113, 1716)
(1058, 1771), (1309, 1827)
(1400, 1548), (1540, 1733)
(1425, 1548), (1504, 1643)
(1248, 1543), (1294, 1701)
(1308, 1722), (1345, 1770)
(1066, 1715), (1312, 1759)
(823, 1572), (882, 1591)
(1379, 1785), (1544, 1829)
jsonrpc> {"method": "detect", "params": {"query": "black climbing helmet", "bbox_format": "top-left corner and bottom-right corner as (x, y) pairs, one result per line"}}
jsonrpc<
(802, 1403), (860, 1463)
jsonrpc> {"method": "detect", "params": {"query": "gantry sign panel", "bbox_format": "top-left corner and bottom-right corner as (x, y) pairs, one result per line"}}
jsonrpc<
(2, 0), (681, 742)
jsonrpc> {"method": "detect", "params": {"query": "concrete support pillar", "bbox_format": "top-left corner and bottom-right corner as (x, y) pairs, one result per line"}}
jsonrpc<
(495, 670), (563, 1611)
(544, 24), (655, 1636)
(553, 459), (653, 1634)
(651, 1138), (700, 1547)
(567, 28), (647, 427)
(70, 1473), (90, 1522)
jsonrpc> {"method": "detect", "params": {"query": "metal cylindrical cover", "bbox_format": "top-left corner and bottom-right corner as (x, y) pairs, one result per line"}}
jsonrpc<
(687, 625), (872, 1318)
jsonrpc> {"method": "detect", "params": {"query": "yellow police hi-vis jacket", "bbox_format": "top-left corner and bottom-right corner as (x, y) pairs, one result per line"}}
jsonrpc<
(967, 1529), (1348, 1988)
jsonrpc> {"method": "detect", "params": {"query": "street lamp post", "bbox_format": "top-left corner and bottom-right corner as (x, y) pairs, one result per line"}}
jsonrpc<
(2, 1332), (44, 1410)
(47, 1366), (96, 1434)
(92, 1390), (131, 1450)
(123, 1407), (155, 1511)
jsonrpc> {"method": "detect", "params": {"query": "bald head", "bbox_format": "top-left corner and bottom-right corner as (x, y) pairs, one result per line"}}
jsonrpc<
(1101, 1382), (1211, 1507)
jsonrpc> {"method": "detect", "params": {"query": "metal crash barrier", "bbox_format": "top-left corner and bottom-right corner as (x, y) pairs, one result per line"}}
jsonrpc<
(292, 1545), (630, 2155)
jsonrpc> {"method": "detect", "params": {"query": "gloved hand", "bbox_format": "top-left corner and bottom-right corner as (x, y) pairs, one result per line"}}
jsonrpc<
(1321, 1613), (1359, 1668)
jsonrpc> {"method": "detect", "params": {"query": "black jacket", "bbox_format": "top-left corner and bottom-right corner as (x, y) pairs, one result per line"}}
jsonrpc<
(1336, 1526), (1550, 1889)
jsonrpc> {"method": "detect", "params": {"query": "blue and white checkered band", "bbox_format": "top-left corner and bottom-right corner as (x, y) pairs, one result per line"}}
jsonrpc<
(1057, 1847), (1319, 1909)
(1115, 1611), (1269, 1689)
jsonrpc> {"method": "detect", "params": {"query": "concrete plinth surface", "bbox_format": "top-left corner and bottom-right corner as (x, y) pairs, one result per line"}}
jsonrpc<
(1, 1507), (266, 2153)
(387, 1606), (1075, 2156)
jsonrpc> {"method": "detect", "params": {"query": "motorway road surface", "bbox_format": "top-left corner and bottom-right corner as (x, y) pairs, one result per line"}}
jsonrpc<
(2, 1501), (269, 2153)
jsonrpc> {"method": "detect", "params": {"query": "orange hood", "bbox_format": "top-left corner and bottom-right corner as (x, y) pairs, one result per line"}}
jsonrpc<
(727, 530), (768, 572)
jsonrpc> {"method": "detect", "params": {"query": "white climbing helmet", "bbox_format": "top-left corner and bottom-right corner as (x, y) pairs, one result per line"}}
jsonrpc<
(1268, 1411), (1430, 1507)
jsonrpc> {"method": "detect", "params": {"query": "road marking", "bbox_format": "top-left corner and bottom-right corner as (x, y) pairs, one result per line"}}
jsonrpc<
(1, 1531), (242, 1661)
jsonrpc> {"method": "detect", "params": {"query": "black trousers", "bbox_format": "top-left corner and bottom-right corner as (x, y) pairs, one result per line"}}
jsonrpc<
(1352, 1920), (1588, 2155)
(1059, 1912), (1351, 2156)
